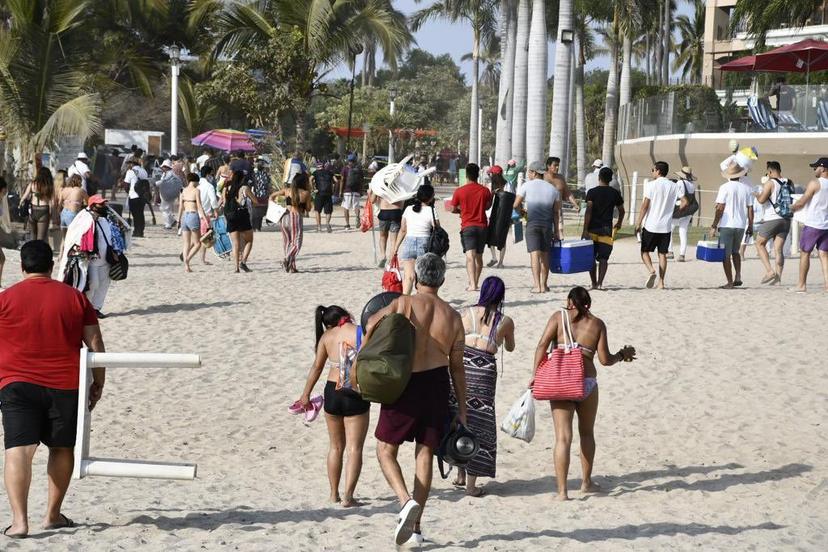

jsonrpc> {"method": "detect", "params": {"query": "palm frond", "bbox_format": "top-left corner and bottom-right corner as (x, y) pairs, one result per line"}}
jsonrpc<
(33, 93), (101, 150)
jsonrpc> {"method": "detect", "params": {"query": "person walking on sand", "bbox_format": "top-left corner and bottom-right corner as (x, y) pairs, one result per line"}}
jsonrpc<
(158, 160), (183, 230)
(486, 166), (510, 268)
(20, 167), (56, 242)
(790, 157), (828, 292)
(297, 305), (371, 507)
(367, 253), (467, 546)
(58, 175), (87, 250)
(667, 167), (697, 262)
(272, 173), (313, 273)
(339, 154), (363, 231)
(0, 240), (106, 539)
(449, 276), (515, 498)
(530, 286), (635, 501)
(198, 166), (219, 265)
(311, 161), (336, 233)
(394, 184), (439, 294)
(635, 161), (685, 289)
(754, 161), (794, 285)
(452, 163), (493, 291)
(222, 171), (256, 273)
(545, 157), (579, 237)
(710, 159), (754, 289)
(177, 173), (209, 273)
(582, 167), (624, 290)
(369, 188), (403, 268)
(124, 159), (149, 238)
(513, 161), (561, 293)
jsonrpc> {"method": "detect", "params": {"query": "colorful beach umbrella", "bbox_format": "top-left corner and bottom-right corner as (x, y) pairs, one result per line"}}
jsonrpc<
(191, 129), (256, 152)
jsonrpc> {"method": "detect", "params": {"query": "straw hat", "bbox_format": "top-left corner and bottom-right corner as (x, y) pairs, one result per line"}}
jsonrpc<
(674, 166), (696, 181)
(721, 160), (748, 179)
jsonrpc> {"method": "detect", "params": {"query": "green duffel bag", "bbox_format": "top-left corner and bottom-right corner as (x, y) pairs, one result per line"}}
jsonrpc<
(354, 312), (416, 404)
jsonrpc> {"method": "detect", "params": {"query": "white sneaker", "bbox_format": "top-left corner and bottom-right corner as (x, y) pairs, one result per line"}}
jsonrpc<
(394, 499), (421, 545)
(404, 531), (424, 546)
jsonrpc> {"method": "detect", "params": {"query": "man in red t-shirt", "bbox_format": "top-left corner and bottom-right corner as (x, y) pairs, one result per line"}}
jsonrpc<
(451, 163), (493, 291)
(0, 240), (106, 538)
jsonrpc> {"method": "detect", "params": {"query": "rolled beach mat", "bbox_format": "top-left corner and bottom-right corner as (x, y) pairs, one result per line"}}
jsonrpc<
(361, 291), (401, 330)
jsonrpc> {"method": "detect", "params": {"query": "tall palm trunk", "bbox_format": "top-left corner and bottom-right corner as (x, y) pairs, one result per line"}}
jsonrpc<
(510, 0), (530, 164)
(601, 16), (619, 168)
(547, 0), (572, 164)
(295, 108), (307, 151)
(495, 0), (517, 165)
(619, 35), (632, 106)
(645, 33), (651, 85)
(469, 22), (481, 164)
(662, 0), (670, 84)
(654, 16), (662, 85)
(575, 35), (587, 188)
(525, 0), (547, 165)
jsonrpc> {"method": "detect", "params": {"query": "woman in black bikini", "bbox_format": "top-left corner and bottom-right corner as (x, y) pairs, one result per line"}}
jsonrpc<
(221, 171), (256, 273)
(297, 305), (370, 507)
(531, 286), (636, 501)
(21, 167), (56, 241)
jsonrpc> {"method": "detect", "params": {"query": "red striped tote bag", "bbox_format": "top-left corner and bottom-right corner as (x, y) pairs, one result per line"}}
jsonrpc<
(532, 309), (585, 401)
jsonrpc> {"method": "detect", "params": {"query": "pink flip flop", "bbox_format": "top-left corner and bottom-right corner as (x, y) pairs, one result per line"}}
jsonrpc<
(288, 400), (305, 415)
(304, 395), (324, 422)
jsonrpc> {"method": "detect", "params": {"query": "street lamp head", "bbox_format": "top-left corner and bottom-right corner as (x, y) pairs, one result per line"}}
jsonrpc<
(560, 29), (574, 44)
(168, 44), (181, 62)
(389, 87), (397, 100)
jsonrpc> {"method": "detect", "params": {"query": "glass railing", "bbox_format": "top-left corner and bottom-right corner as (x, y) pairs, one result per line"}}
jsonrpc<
(617, 85), (828, 142)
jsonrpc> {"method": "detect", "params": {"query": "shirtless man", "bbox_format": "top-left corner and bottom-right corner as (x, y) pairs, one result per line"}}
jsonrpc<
(545, 156), (579, 237)
(368, 189), (403, 267)
(367, 253), (468, 546)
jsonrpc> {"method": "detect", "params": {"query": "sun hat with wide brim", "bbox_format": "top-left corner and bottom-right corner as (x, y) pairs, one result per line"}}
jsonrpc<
(721, 161), (748, 179)
(675, 166), (696, 181)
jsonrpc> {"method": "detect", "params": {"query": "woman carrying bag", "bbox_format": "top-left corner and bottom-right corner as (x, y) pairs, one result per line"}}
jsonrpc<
(530, 287), (635, 501)
(393, 184), (439, 295)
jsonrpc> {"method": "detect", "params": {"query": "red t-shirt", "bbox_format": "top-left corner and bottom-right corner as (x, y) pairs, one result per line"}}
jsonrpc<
(0, 277), (98, 390)
(452, 182), (493, 229)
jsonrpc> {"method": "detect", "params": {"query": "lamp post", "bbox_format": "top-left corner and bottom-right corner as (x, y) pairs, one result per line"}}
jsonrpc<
(388, 87), (397, 163)
(346, 45), (363, 155)
(168, 44), (181, 155)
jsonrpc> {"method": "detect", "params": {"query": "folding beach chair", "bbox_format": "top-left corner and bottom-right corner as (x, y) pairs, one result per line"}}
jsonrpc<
(818, 99), (828, 131)
(747, 96), (777, 131)
(775, 110), (805, 130)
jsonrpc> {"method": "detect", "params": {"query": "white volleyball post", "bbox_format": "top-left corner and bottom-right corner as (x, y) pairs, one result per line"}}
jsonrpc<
(629, 171), (639, 224)
(791, 220), (801, 255)
(73, 349), (201, 480)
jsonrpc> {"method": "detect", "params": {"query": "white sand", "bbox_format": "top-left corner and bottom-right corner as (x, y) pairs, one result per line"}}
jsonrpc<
(1, 207), (826, 551)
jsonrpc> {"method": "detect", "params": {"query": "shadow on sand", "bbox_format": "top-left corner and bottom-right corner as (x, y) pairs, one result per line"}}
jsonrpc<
(107, 301), (249, 318)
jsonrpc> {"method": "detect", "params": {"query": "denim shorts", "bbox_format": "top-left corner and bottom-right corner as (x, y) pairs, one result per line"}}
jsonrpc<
(181, 211), (200, 232)
(60, 208), (77, 228)
(400, 236), (429, 260)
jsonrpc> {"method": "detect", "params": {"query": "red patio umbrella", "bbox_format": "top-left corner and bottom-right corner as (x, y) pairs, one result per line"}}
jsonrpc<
(753, 39), (828, 74)
(719, 55), (756, 72)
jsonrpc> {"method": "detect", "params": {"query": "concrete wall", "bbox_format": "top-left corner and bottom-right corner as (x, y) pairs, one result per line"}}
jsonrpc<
(614, 132), (828, 225)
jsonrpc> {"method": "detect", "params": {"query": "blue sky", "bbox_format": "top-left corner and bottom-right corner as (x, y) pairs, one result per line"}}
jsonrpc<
(330, 0), (692, 81)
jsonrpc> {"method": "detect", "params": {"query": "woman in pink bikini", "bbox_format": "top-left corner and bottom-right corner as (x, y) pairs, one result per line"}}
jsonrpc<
(530, 286), (636, 500)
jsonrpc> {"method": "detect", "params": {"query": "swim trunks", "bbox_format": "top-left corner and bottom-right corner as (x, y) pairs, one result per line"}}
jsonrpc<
(375, 366), (450, 450)
(0, 382), (78, 449)
(324, 381), (370, 417)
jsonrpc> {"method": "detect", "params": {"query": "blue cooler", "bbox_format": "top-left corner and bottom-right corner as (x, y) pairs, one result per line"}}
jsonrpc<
(696, 240), (725, 262)
(550, 239), (594, 274)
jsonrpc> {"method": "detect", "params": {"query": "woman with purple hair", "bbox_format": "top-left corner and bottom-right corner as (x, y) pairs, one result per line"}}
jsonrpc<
(449, 275), (515, 496)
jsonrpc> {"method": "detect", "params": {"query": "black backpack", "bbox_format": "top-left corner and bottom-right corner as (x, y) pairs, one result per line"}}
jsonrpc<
(426, 206), (450, 257)
(315, 169), (334, 195)
(135, 178), (151, 200)
(346, 165), (364, 192)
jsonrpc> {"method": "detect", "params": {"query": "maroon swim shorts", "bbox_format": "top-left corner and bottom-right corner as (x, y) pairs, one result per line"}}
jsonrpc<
(375, 366), (450, 450)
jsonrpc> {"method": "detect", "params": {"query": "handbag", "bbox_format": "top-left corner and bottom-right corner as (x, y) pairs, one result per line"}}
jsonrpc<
(264, 200), (286, 225)
(672, 180), (699, 219)
(97, 220), (129, 281)
(382, 255), (403, 293)
(500, 389), (536, 443)
(426, 206), (450, 256)
(531, 308), (585, 401)
(360, 198), (374, 232)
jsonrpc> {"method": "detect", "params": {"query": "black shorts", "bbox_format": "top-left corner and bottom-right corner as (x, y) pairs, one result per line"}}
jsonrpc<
(593, 241), (613, 261)
(640, 229), (671, 254)
(314, 194), (333, 215)
(0, 382), (78, 449)
(460, 226), (487, 254)
(324, 382), (370, 417)
(525, 221), (555, 253)
(377, 209), (402, 233)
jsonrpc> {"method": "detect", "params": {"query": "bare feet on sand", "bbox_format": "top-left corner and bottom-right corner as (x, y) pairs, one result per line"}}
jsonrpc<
(581, 481), (603, 494)
(341, 496), (361, 508)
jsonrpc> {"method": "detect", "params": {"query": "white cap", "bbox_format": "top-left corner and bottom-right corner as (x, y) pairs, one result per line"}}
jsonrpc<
(77, 152), (88, 160)
(161, 159), (173, 169)
(592, 159), (603, 168)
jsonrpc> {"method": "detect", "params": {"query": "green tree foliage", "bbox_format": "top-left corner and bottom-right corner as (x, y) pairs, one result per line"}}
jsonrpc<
(672, 0), (705, 84)
(730, 0), (821, 49)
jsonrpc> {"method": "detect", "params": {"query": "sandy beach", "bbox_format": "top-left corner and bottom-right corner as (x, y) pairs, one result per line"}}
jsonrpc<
(0, 206), (826, 551)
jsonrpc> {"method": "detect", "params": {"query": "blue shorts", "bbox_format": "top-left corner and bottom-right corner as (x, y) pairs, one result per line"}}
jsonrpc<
(399, 236), (428, 260)
(182, 212), (200, 232)
(60, 208), (77, 228)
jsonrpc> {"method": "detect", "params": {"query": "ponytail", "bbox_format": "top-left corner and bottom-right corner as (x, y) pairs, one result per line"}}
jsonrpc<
(314, 305), (353, 346)
(413, 183), (434, 213)
(567, 286), (591, 321)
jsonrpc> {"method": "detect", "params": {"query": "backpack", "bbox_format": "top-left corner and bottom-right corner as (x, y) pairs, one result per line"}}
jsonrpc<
(252, 171), (270, 202)
(770, 178), (795, 219)
(346, 165), (364, 192)
(354, 303), (416, 404)
(336, 326), (363, 395)
(314, 170), (334, 195)
(426, 206), (450, 256)
(135, 178), (151, 200)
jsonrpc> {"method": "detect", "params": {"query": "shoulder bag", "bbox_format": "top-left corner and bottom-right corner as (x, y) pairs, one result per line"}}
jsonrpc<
(426, 205), (450, 256)
(531, 308), (585, 401)
(672, 180), (699, 219)
(97, 220), (129, 281)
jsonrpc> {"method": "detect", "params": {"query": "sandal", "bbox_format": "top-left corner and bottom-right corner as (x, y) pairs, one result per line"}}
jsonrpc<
(43, 513), (74, 530)
(3, 525), (27, 539)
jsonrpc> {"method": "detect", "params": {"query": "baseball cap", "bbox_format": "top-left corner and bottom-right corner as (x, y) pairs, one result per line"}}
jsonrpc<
(87, 194), (107, 207)
(161, 159), (173, 169)
(809, 157), (828, 168)
(592, 159), (603, 168)
(527, 161), (546, 174)
(77, 152), (88, 160)
(489, 165), (503, 175)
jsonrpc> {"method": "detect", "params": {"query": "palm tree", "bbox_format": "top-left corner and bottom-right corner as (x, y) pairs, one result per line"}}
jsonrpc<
(494, 0), (516, 164)
(510, 0), (530, 164)
(412, 0), (497, 164)
(730, 0), (818, 49)
(198, 0), (411, 149)
(461, 39), (501, 94)
(0, 0), (101, 183)
(547, 0), (573, 165)
(525, 0), (547, 166)
(672, 0), (705, 84)
(178, 76), (218, 141)
(600, 18), (619, 168)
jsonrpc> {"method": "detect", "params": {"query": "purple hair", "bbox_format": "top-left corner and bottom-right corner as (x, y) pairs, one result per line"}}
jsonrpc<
(477, 276), (505, 341)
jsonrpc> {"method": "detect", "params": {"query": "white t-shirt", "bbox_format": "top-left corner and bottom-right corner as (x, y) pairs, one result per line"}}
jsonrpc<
(715, 180), (753, 229)
(196, 154), (210, 169)
(402, 204), (438, 238)
(198, 178), (219, 213)
(643, 177), (682, 233)
(125, 166), (148, 199)
(583, 169), (600, 193)
(68, 160), (91, 191)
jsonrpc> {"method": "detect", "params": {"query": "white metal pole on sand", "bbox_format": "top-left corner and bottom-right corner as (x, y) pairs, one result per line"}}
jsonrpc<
(170, 63), (178, 156)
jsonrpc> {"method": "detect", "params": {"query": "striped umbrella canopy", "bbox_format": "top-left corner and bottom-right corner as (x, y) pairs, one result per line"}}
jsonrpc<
(191, 129), (256, 152)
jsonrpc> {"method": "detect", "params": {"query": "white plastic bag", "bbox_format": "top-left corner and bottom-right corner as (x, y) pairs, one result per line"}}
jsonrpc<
(500, 389), (535, 443)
